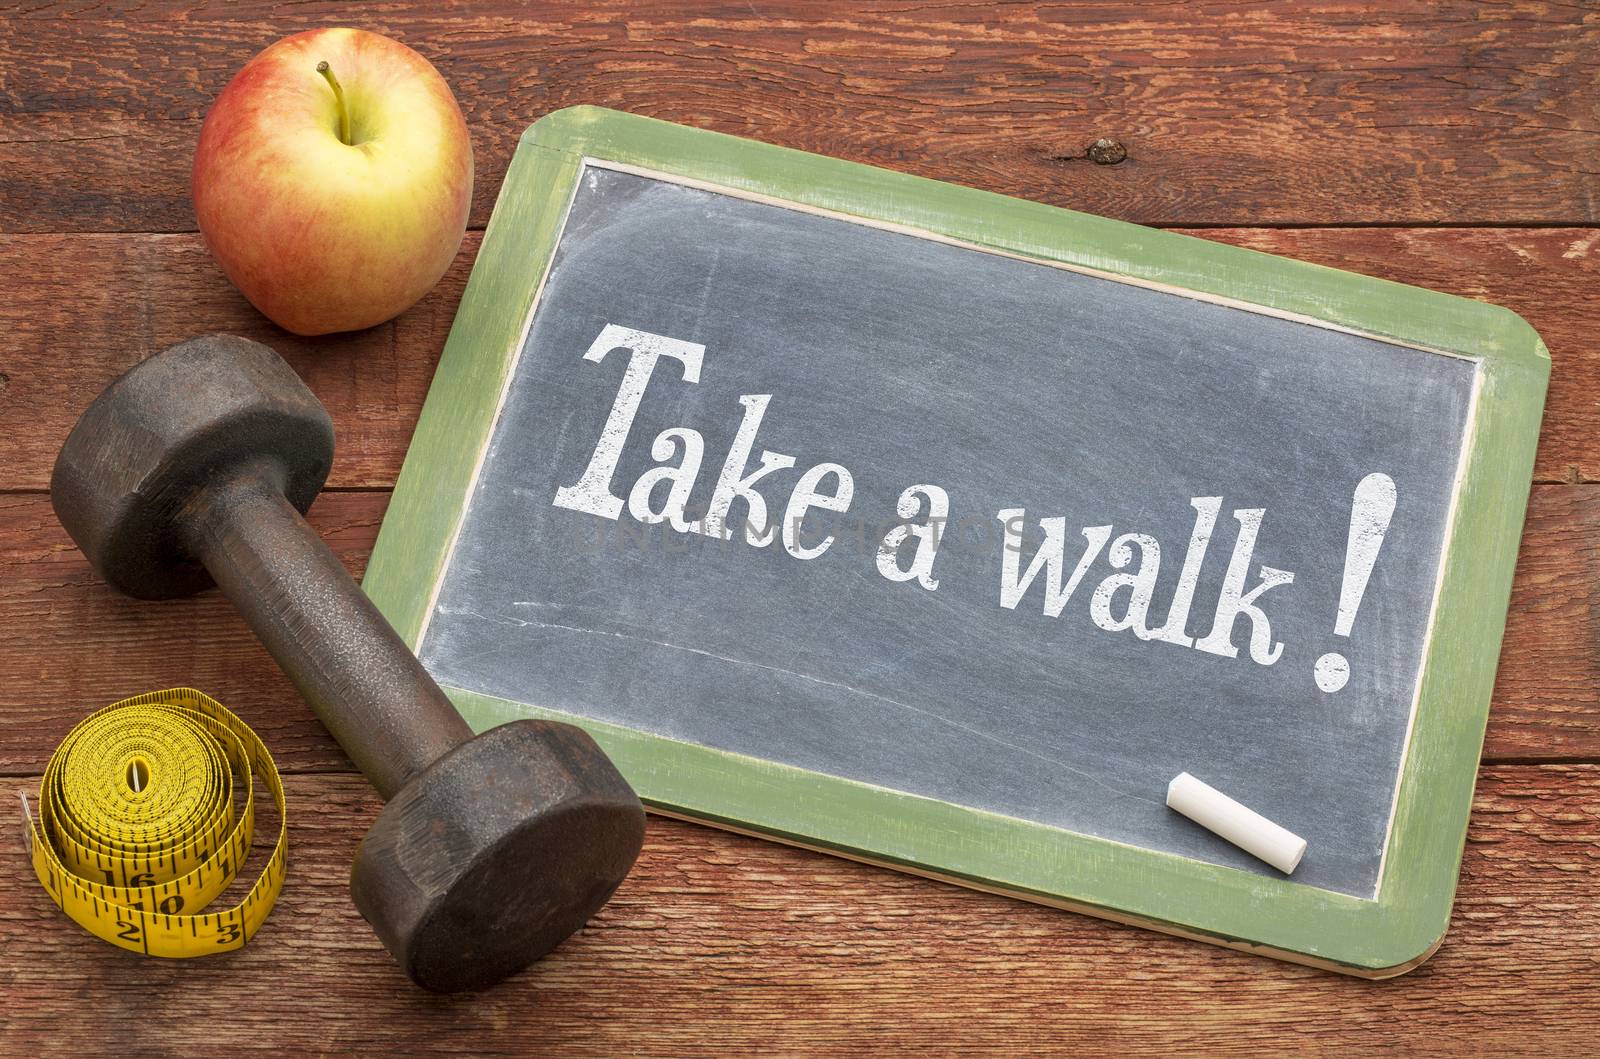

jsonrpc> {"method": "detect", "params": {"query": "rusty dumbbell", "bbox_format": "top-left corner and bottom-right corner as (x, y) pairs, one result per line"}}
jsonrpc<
(51, 335), (645, 991)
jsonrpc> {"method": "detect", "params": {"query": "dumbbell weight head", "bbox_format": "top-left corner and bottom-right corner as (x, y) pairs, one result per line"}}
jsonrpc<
(51, 334), (333, 600)
(353, 717), (644, 992)
(52, 335), (645, 991)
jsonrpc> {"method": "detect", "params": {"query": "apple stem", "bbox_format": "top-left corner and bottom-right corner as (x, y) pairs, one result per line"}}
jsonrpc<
(316, 60), (352, 146)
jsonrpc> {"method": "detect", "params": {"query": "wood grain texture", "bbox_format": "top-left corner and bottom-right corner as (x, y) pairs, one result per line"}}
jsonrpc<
(3, 225), (1597, 490)
(0, 232), (477, 493)
(5, 1), (1596, 1049)
(1, 766), (1596, 1057)
(3, 1), (1599, 232)
(1, 484), (1594, 775)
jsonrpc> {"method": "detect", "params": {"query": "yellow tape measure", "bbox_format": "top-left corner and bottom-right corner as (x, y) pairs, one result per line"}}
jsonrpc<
(22, 688), (287, 957)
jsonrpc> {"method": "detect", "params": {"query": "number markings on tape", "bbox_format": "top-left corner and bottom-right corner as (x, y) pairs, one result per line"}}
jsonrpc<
(23, 688), (287, 957)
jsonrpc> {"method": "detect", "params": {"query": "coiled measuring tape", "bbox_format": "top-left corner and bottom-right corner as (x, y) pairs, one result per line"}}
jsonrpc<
(21, 688), (287, 956)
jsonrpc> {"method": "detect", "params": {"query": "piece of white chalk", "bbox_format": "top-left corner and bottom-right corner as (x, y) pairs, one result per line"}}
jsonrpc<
(1166, 772), (1306, 875)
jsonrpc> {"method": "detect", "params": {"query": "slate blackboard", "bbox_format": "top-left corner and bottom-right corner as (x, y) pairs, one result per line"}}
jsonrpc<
(367, 108), (1548, 974)
(422, 162), (1470, 900)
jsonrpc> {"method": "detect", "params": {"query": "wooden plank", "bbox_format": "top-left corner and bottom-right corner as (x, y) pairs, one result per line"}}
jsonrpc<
(1, 487), (1595, 773)
(0, 491), (365, 775)
(0, 765), (1594, 1056)
(0, 232), (476, 493)
(3, 226), (1597, 490)
(1496, 484), (1600, 761)
(3, 2), (1599, 231)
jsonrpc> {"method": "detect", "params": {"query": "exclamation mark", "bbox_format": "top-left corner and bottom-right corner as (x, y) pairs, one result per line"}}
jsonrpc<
(1314, 472), (1397, 693)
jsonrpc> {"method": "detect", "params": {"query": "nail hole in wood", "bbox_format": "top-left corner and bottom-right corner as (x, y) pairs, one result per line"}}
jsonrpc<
(1085, 137), (1128, 165)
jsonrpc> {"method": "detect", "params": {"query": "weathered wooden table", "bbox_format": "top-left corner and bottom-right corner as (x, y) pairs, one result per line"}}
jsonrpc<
(3, 4), (1596, 1054)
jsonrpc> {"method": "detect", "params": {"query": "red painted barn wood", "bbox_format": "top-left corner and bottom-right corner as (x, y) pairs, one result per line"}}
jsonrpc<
(1, 1), (1595, 1054)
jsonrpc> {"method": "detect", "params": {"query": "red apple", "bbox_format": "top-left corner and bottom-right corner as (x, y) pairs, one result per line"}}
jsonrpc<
(193, 28), (473, 336)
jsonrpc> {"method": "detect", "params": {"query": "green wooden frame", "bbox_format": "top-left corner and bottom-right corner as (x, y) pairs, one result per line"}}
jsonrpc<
(363, 106), (1548, 976)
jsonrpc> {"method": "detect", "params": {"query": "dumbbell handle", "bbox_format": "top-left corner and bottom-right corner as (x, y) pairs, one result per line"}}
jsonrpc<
(178, 460), (471, 800)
